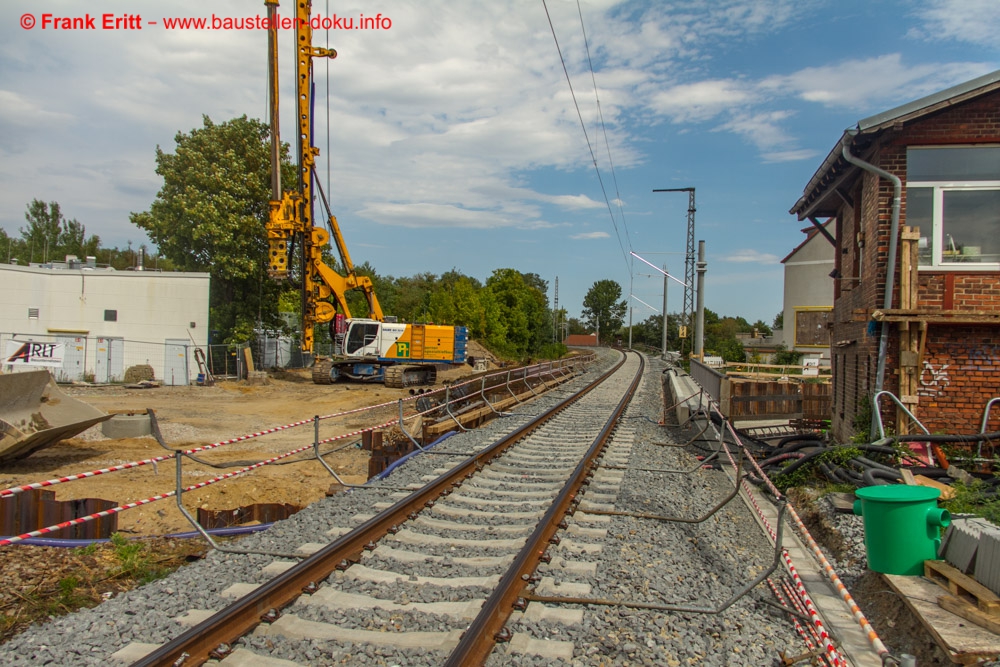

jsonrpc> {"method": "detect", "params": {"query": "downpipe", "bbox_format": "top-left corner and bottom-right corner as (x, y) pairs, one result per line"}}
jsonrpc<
(840, 132), (901, 440)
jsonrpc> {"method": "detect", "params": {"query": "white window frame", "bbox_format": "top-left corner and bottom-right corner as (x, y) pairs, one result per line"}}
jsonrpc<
(907, 180), (1000, 271)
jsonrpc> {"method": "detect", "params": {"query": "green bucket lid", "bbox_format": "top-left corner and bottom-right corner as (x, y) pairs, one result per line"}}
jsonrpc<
(855, 485), (941, 502)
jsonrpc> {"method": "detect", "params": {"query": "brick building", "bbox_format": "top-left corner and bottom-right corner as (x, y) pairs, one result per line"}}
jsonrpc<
(790, 71), (1000, 442)
(564, 333), (598, 347)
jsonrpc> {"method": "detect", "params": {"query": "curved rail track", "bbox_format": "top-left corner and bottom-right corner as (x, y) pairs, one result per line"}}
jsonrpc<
(0, 349), (819, 666)
(133, 351), (642, 666)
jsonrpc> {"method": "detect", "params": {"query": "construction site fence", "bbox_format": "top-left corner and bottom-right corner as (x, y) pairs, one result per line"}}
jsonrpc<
(690, 356), (832, 423)
(0, 332), (253, 385)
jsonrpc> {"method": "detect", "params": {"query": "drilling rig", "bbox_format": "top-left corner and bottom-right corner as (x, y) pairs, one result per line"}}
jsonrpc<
(263, 0), (466, 387)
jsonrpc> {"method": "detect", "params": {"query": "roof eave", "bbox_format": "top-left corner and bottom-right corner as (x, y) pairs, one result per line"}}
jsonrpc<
(790, 69), (1000, 220)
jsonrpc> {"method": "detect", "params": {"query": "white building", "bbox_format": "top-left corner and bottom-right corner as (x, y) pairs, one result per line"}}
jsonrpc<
(1, 260), (210, 384)
(780, 220), (836, 362)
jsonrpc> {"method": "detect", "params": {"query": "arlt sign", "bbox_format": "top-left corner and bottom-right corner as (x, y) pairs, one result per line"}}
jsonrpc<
(4, 341), (65, 368)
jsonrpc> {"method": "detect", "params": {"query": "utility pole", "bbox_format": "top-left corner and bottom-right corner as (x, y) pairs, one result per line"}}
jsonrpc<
(661, 264), (668, 356)
(694, 240), (707, 359)
(553, 276), (559, 343)
(652, 187), (695, 354)
(627, 270), (633, 349)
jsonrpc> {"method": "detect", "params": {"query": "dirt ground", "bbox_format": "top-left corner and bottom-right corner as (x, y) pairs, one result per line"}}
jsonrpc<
(0, 362), (482, 539)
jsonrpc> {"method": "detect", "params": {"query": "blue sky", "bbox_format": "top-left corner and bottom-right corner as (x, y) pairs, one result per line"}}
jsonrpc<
(2, 0), (999, 327)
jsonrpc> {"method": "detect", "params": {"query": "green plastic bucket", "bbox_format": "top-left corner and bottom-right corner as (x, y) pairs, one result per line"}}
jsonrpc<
(853, 485), (951, 576)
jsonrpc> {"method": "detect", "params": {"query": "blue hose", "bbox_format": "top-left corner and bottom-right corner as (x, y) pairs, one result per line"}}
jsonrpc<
(372, 432), (458, 481)
(3, 523), (276, 548)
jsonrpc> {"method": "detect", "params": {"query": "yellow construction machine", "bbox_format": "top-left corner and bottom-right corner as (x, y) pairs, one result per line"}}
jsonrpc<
(263, 0), (467, 387)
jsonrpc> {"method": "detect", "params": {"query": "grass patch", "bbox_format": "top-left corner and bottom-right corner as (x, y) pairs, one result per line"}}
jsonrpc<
(941, 481), (1000, 526)
(773, 446), (863, 492)
(108, 533), (172, 585)
(0, 537), (206, 645)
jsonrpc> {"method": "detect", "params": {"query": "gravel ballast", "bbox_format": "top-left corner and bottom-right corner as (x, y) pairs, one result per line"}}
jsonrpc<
(0, 351), (826, 665)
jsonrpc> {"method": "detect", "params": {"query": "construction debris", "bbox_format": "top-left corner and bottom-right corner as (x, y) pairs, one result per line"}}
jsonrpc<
(0, 370), (110, 463)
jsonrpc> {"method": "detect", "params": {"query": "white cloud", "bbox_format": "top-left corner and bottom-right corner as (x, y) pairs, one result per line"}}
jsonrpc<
(721, 249), (780, 264)
(526, 192), (604, 210)
(570, 231), (610, 240)
(1, 0), (992, 247)
(649, 80), (754, 123)
(910, 0), (1000, 48)
(759, 54), (994, 110)
(761, 149), (819, 163)
(357, 202), (556, 230)
(714, 110), (795, 150)
(0, 90), (74, 127)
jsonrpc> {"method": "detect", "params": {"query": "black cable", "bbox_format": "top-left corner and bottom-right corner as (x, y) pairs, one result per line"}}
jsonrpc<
(854, 455), (900, 474)
(776, 433), (823, 448)
(772, 440), (825, 455)
(892, 431), (1000, 444)
(540, 0), (630, 275)
(770, 446), (831, 477)
(863, 467), (903, 486)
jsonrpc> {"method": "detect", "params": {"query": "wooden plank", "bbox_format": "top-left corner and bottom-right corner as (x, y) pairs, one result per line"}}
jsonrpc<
(878, 309), (999, 317)
(872, 310), (1000, 324)
(901, 225), (914, 311)
(884, 573), (1000, 663)
(421, 376), (572, 440)
(731, 394), (802, 403)
(925, 560), (1000, 615)
(913, 475), (957, 500)
(939, 594), (1000, 635)
(901, 469), (917, 485)
(827, 492), (856, 513)
(724, 362), (831, 371)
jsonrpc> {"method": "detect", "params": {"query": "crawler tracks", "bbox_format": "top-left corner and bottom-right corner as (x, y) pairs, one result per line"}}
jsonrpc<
(133, 351), (642, 666)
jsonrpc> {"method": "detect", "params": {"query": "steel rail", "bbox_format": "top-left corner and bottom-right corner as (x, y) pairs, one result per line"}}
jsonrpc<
(130, 351), (628, 667)
(444, 351), (645, 666)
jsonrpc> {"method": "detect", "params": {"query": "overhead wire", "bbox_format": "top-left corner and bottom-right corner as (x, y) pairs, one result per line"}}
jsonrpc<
(575, 0), (630, 251)
(540, 0), (630, 275)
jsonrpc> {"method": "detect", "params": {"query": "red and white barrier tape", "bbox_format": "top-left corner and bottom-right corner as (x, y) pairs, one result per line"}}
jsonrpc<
(767, 578), (830, 667)
(0, 441), (317, 547)
(713, 425), (847, 666)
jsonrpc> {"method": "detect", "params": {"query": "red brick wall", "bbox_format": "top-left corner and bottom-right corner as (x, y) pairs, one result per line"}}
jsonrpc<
(919, 273), (1000, 312)
(826, 89), (1000, 441)
(918, 326), (1000, 435)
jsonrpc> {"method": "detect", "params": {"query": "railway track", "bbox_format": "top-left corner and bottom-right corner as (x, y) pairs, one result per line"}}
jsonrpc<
(0, 349), (806, 666)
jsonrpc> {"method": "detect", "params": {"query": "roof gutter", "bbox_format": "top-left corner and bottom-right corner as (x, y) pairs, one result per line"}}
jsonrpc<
(840, 131), (902, 437)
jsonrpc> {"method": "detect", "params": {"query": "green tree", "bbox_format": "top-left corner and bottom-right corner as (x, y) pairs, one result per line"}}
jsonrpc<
(582, 280), (626, 344)
(773, 311), (784, 330)
(630, 312), (683, 351)
(751, 319), (773, 337)
(566, 317), (588, 336)
(19, 200), (100, 263)
(773, 344), (803, 365)
(483, 269), (549, 357)
(717, 337), (747, 362)
(130, 115), (295, 342)
(0, 227), (17, 264)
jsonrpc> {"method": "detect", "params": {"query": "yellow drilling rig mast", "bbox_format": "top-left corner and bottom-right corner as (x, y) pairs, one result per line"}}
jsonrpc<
(263, 0), (467, 387)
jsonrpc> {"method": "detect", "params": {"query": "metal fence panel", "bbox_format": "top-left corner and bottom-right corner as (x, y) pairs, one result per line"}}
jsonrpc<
(1, 333), (255, 385)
